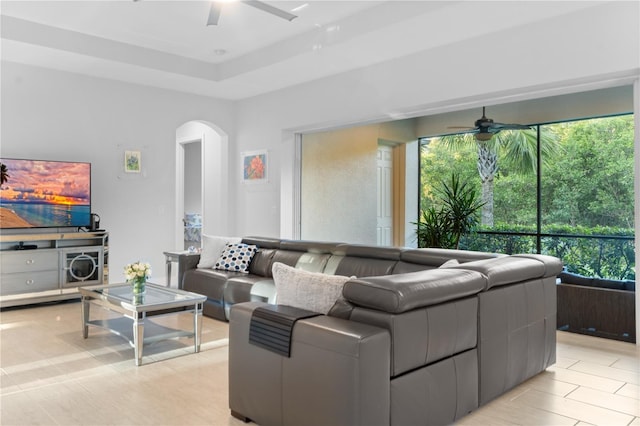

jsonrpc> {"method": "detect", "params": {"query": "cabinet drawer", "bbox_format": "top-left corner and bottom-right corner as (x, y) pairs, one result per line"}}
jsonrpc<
(0, 271), (60, 295)
(0, 250), (59, 274)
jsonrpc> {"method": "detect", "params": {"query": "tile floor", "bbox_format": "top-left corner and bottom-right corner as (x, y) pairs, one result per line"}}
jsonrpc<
(1, 300), (638, 425)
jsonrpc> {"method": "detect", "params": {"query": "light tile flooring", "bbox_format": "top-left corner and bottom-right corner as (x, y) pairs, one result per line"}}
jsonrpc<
(1, 301), (638, 425)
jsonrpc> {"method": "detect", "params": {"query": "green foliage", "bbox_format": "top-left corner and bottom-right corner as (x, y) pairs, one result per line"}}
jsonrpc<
(493, 173), (536, 225)
(415, 207), (456, 249)
(421, 114), (636, 280)
(459, 223), (635, 280)
(460, 230), (537, 256)
(542, 116), (635, 228)
(419, 138), (478, 212)
(415, 173), (484, 249)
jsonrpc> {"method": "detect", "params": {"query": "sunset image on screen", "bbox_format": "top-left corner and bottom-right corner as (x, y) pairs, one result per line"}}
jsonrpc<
(0, 159), (91, 228)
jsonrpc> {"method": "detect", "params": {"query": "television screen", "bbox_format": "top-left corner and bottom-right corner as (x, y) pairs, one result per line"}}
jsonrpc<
(0, 158), (91, 229)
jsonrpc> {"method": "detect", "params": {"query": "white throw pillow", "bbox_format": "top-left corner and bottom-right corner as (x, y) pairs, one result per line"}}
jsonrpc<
(197, 234), (242, 269)
(272, 262), (351, 314)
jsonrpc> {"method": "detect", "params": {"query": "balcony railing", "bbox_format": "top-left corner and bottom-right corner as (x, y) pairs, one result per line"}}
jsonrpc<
(459, 230), (635, 281)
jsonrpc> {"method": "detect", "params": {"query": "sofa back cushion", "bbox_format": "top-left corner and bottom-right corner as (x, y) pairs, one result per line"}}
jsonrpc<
(271, 250), (304, 269)
(392, 261), (437, 274)
(248, 248), (276, 277)
(331, 244), (401, 278)
(323, 255), (345, 275)
(294, 252), (331, 273)
(241, 236), (281, 249)
(334, 257), (398, 278)
(279, 240), (343, 254)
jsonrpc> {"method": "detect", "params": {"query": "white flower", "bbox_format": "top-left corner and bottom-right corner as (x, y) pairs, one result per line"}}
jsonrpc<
(124, 261), (152, 282)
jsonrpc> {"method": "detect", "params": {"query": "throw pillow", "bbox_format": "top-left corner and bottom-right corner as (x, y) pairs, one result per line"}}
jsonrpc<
(197, 235), (242, 268)
(439, 259), (460, 268)
(272, 262), (352, 314)
(215, 243), (258, 273)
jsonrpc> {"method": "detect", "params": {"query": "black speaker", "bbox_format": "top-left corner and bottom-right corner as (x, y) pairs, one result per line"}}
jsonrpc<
(90, 213), (101, 231)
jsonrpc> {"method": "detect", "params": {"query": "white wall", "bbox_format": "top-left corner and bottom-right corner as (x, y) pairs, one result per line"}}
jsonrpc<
(234, 2), (639, 240)
(1, 62), (235, 283)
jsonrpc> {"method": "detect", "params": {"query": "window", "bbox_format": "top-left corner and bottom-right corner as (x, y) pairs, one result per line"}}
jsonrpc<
(419, 114), (635, 281)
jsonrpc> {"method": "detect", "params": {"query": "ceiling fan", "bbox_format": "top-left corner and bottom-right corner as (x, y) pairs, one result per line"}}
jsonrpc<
(207, 1), (298, 26)
(449, 107), (532, 141)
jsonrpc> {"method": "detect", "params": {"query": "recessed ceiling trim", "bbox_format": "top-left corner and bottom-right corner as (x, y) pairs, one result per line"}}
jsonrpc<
(1, 15), (220, 81)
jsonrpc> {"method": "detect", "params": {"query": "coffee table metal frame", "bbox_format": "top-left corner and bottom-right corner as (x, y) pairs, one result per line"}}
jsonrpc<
(79, 283), (206, 366)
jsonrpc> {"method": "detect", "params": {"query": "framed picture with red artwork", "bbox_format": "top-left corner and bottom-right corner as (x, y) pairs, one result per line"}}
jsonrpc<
(241, 150), (267, 183)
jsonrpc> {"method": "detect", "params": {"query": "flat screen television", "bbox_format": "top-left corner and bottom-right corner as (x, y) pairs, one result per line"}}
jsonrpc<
(0, 158), (91, 229)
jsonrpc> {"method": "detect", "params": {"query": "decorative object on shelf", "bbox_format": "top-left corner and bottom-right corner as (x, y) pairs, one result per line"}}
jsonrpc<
(124, 261), (151, 296)
(241, 150), (268, 183)
(124, 150), (141, 173)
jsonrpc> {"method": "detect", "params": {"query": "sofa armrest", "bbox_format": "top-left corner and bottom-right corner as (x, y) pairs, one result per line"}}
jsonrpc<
(179, 253), (200, 272)
(229, 302), (391, 426)
(177, 253), (200, 289)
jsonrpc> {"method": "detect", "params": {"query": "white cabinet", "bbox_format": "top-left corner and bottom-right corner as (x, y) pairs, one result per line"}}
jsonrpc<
(0, 231), (108, 307)
(0, 249), (59, 295)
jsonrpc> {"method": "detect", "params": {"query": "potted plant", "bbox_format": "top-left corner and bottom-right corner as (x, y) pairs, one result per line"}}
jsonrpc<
(415, 173), (484, 249)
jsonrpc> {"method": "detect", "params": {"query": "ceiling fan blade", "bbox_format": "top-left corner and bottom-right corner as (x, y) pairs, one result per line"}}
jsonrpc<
(207, 2), (223, 26)
(243, 0), (298, 21)
(490, 123), (532, 131)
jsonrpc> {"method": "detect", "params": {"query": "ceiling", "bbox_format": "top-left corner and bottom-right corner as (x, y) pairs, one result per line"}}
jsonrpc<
(1, 1), (607, 101)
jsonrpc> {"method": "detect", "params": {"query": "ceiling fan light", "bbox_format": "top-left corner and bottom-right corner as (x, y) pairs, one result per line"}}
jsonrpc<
(475, 132), (493, 141)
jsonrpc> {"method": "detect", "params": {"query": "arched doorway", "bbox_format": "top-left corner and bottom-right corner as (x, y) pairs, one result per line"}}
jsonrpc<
(175, 121), (229, 250)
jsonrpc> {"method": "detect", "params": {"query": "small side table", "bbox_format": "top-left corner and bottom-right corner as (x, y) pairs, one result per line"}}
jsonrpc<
(163, 251), (200, 288)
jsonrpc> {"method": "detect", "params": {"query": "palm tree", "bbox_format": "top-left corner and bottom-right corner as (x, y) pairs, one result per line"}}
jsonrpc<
(0, 163), (9, 188)
(439, 128), (559, 226)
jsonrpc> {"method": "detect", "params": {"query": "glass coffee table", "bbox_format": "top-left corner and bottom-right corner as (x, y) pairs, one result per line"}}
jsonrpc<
(79, 283), (206, 366)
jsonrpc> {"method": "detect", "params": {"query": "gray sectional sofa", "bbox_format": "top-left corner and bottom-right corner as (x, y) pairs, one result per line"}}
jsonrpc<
(181, 236), (563, 425)
(181, 236), (505, 321)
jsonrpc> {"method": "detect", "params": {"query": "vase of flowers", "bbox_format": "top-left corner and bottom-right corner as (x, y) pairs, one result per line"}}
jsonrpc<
(124, 261), (151, 296)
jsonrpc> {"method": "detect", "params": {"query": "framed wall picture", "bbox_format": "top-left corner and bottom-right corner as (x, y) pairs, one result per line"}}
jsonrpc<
(241, 150), (268, 183)
(124, 150), (141, 173)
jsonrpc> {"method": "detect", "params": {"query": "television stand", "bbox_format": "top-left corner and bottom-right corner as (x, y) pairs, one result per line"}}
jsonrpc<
(0, 230), (109, 308)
